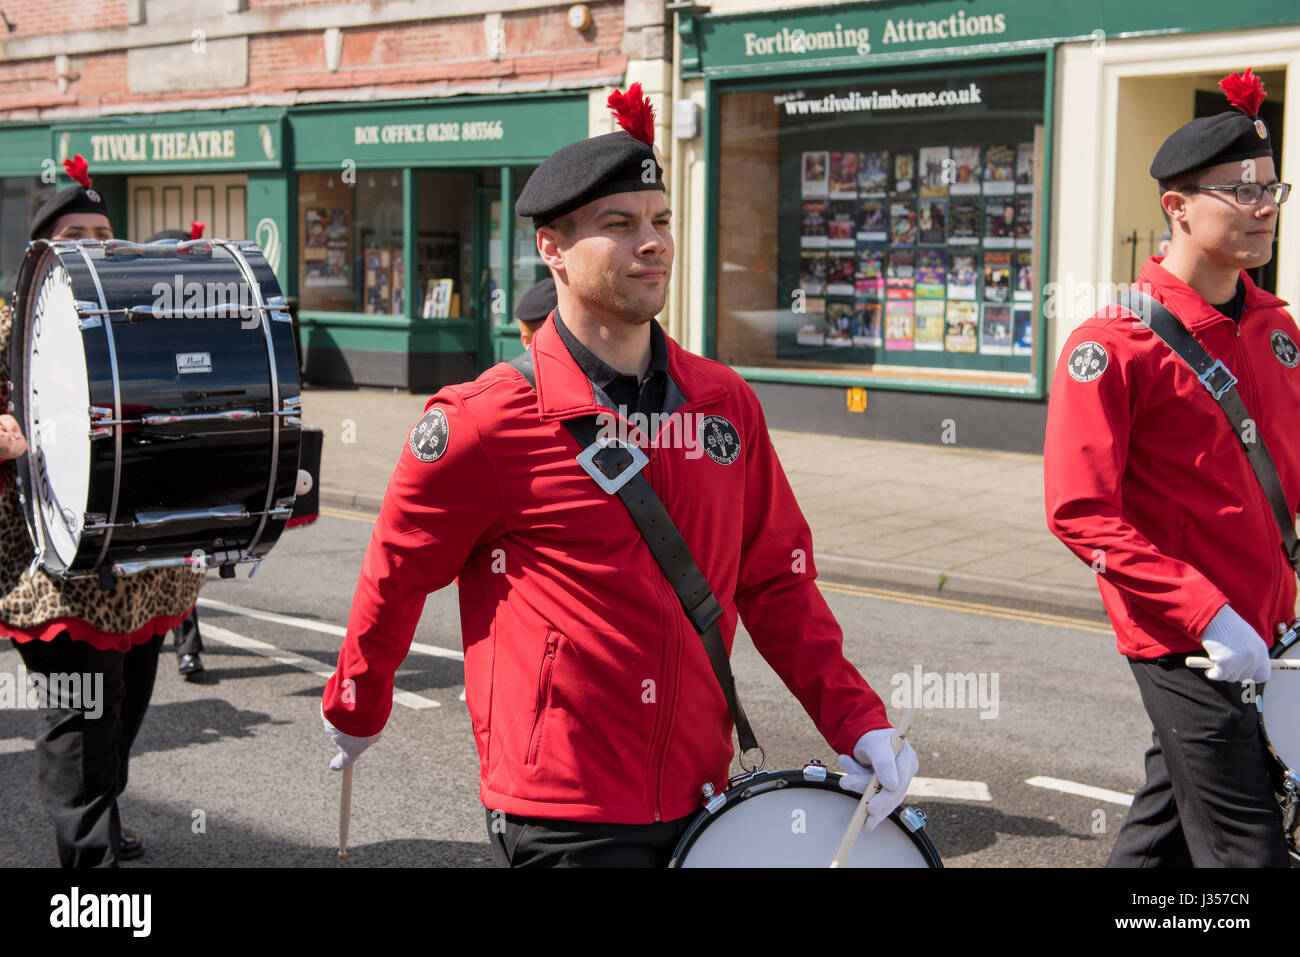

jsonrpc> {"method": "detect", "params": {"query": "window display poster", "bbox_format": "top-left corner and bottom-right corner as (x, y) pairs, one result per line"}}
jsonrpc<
(948, 197), (980, 244)
(1016, 142), (1035, 191)
(801, 201), (829, 248)
(305, 208), (329, 248)
(327, 209), (348, 246)
(949, 146), (982, 194)
(800, 252), (826, 295)
(828, 201), (857, 246)
(946, 301), (978, 352)
(858, 151), (890, 195)
(916, 248), (947, 298)
(983, 144), (1016, 194)
(981, 304), (1013, 355)
(802, 151), (829, 198)
(948, 251), (978, 299)
(890, 199), (917, 245)
(826, 252), (856, 296)
(855, 246), (886, 299)
(857, 198), (887, 242)
(983, 197), (1016, 248)
(826, 300), (855, 347)
(885, 300), (915, 350)
(854, 302), (884, 347)
(1013, 306), (1033, 356)
(796, 297), (827, 345)
(829, 152), (859, 198)
(893, 151), (916, 194)
(886, 248), (915, 299)
(919, 146), (951, 197)
(1015, 193), (1034, 246)
(914, 300), (946, 351)
(918, 198), (946, 245)
(983, 250), (1012, 302)
(1014, 250), (1034, 301)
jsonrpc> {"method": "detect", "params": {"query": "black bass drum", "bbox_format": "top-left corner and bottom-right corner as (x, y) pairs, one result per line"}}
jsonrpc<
(7, 238), (301, 579)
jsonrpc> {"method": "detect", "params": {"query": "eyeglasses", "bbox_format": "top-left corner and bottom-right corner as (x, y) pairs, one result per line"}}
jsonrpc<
(1178, 182), (1292, 205)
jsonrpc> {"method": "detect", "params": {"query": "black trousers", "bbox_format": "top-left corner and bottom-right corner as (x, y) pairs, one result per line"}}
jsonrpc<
(1107, 656), (1290, 867)
(485, 806), (696, 868)
(12, 633), (163, 868)
(174, 606), (202, 658)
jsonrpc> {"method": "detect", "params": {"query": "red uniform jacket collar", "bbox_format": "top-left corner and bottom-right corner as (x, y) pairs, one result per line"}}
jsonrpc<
(526, 309), (726, 422)
(1139, 256), (1289, 332)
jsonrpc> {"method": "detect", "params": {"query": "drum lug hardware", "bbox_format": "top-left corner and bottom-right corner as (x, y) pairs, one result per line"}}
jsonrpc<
(89, 427), (113, 440)
(802, 759), (828, 783)
(267, 507), (293, 520)
(78, 316), (102, 330)
(900, 807), (927, 834)
(704, 792), (727, 815)
(740, 780), (785, 800)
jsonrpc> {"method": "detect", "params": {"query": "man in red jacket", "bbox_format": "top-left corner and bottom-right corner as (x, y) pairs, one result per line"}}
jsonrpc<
(1045, 69), (1294, 866)
(322, 87), (918, 866)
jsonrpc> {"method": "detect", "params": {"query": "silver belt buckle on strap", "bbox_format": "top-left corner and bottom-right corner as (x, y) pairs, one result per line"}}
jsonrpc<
(576, 435), (649, 495)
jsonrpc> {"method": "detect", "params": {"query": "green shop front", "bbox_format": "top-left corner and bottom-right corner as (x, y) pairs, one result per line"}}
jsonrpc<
(287, 93), (589, 391)
(0, 108), (290, 309)
(678, 0), (1299, 448)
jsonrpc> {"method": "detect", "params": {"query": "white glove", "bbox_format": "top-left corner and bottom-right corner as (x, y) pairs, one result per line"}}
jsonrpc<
(1200, 605), (1270, 684)
(321, 703), (382, 770)
(837, 728), (920, 831)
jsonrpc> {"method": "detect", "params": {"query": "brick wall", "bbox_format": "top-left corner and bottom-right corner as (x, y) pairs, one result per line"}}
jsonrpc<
(0, 1), (633, 116)
(0, 0), (127, 38)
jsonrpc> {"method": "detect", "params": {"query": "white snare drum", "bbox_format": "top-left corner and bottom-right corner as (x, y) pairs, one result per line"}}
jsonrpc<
(669, 763), (942, 868)
(1260, 633), (1300, 859)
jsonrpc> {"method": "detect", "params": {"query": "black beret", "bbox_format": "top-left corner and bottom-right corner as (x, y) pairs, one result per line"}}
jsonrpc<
(516, 131), (664, 228)
(1151, 68), (1273, 181)
(516, 278), (556, 324)
(30, 183), (110, 240)
(1150, 111), (1272, 180)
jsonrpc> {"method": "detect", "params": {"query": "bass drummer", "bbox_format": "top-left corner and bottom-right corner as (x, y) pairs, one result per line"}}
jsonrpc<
(0, 156), (206, 867)
(322, 86), (919, 867)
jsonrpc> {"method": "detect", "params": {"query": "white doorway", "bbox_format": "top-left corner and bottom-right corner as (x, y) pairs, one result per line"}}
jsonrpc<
(125, 174), (248, 241)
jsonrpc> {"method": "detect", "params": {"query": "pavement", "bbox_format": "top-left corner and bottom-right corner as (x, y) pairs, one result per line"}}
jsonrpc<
(300, 385), (1103, 615)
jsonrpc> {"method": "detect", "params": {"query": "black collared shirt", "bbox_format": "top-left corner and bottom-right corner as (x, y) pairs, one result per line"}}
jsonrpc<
(552, 309), (670, 417)
(1211, 278), (1247, 322)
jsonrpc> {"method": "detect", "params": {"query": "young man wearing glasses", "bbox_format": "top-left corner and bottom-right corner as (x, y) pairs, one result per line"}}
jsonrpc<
(1045, 69), (1295, 866)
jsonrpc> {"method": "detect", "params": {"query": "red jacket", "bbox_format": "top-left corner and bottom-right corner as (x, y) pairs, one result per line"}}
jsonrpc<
(323, 317), (888, 824)
(1044, 258), (1300, 659)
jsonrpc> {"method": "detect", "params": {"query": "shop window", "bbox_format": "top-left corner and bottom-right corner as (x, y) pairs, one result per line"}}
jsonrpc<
(298, 170), (404, 315)
(415, 171), (473, 319)
(715, 67), (1045, 388)
(509, 167), (550, 324)
(1, 177), (55, 297)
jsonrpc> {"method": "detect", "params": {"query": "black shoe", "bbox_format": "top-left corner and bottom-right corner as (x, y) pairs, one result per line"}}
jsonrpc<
(119, 827), (145, 861)
(178, 653), (204, 678)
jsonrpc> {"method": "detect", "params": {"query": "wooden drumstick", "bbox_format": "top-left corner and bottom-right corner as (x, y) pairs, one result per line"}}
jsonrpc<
(338, 764), (354, 860)
(830, 707), (916, 869)
(1185, 656), (1300, 671)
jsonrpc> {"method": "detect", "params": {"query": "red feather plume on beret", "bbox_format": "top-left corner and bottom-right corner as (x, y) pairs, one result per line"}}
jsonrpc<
(1219, 68), (1266, 118)
(62, 155), (93, 189)
(190, 221), (206, 240)
(607, 83), (655, 147)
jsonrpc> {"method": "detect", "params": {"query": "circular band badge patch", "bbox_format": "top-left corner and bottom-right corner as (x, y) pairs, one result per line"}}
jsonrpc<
(1271, 329), (1299, 368)
(1067, 341), (1108, 383)
(409, 408), (450, 463)
(699, 415), (741, 465)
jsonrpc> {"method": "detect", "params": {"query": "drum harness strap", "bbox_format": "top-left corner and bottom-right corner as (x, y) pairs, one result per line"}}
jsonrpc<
(510, 349), (763, 767)
(1116, 290), (1300, 593)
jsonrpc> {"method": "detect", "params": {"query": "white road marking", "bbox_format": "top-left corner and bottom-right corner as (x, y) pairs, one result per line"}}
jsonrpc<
(0, 737), (34, 755)
(906, 776), (992, 801)
(1025, 775), (1133, 807)
(198, 597), (465, 661)
(200, 622), (440, 710)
